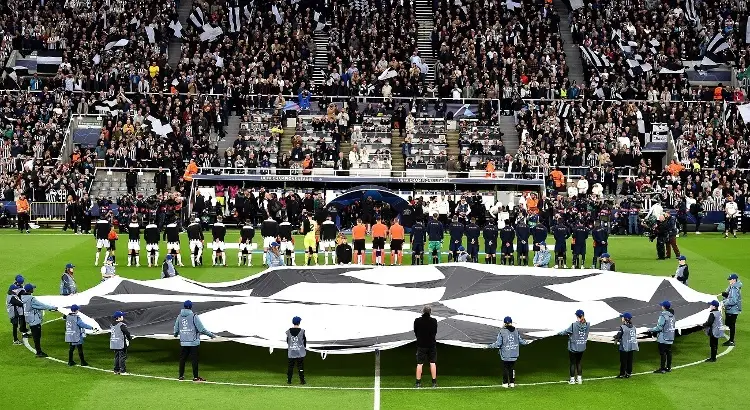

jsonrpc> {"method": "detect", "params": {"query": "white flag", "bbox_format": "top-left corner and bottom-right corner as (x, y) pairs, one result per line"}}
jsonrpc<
(228, 7), (241, 33)
(145, 25), (156, 44)
(272, 5), (283, 24)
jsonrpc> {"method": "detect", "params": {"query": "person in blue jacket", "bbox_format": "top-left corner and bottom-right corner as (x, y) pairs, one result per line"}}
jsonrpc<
(532, 241), (551, 267)
(488, 316), (532, 388)
(613, 312), (639, 378)
(649, 301), (676, 373)
(7, 281), (28, 344)
(702, 300), (725, 362)
(721, 273), (742, 346)
(558, 309), (589, 384)
(21, 284), (58, 357)
(174, 300), (217, 382)
(64, 304), (95, 366)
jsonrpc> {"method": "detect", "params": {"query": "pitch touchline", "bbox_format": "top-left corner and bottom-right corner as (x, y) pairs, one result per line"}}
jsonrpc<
(24, 319), (734, 390)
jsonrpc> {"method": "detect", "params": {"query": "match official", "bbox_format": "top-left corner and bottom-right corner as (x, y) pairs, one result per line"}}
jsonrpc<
(286, 316), (306, 385)
(649, 301), (676, 373)
(174, 300), (216, 382)
(558, 309), (589, 384)
(21, 284), (58, 357)
(414, 305), (438, 388)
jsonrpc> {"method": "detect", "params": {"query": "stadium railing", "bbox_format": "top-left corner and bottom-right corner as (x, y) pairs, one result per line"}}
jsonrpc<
(30, 202), (66, 223)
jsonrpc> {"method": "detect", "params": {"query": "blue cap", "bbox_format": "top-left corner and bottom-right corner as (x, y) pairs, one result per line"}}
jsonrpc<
(292, 316), (302, 325)
(601, 253), (610, 258)
(70, 304), (80, 312)
(184, 300), (193, 309)
(678, 255), (687, 261)
(503, 316), (513, 324)
(539, 241), (546, 246)
(24, 284), (36, 292)
(709, 300), (720, 307)
(270, 242), (280, 247)
(621, 312), (633, 320)
(8, 284), (19, 292)
(728, 273), (739, 280)
(106, 256), (114, 262)
(166, 255), (173, 261)
(458, 245), (465, 251)
(575, 309), (585, 318)
(15, 275), (24, 284)
(65, 263), (75, 269)
(660, 300), (671, 309)
(113, 311), (124, 319)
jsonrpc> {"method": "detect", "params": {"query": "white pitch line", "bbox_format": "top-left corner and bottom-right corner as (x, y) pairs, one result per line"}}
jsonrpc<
(23, 320), (734, 391)
(374, 350), (381, 410)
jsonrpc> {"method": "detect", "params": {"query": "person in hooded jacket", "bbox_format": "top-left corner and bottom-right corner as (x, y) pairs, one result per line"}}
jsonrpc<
(702, 300), (725, 362)
(613, 312), (639, 378)
(7, 282), (27, 344)
(64, 304), (95, 366)
(162, 255), (180, 278)
(286, 316), (306, 385)
(21, 283), (58, 357)
(488, 316), (532, 388)
(110, 310), (132, 374)
(173, 300), (216, 382)
(721, 273), (742, 346)
(649, 301), (676, 373)
(558, 309), (589, 384)
(673, 256), (689, 285)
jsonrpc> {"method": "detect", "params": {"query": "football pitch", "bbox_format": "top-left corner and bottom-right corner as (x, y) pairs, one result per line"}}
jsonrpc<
(0, 230), (746, 410)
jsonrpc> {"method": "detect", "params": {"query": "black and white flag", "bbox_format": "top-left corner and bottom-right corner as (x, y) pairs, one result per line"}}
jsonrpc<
(228, 6), (241, 33)
(700, 33), (730, 69)
(36, 50), (63, 74)
(313, 11), (325, 31)
(684, 0), (699, 26)
(129, 16), (140, 31)
(91, 97), (119, 115)
(580, 46), (611, 68)
(189, 7), (205, 30)
(272, 5), (283, 25)
(557, 101), (571, 119)
(627, 56), (653, 76)
(169, 19), (183, 38)
(4, 66), (28, 87)
(144, 115), (174, 138)
(145, 25), (156, 44)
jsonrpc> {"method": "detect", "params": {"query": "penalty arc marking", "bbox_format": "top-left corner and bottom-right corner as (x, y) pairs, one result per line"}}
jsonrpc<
(23, 318), (734, 391)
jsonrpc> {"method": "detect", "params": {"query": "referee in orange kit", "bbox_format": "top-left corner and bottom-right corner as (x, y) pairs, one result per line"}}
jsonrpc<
(371, 218), (388, 266)
(352, 219), (367, 265)
(389, 218), (405, 265)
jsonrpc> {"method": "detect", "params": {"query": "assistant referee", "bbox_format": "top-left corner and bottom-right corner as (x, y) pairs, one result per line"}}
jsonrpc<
(414, 305), (438, 388)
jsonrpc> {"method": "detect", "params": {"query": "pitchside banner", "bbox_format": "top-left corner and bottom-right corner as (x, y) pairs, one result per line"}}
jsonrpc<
(192, 174), (544, 186)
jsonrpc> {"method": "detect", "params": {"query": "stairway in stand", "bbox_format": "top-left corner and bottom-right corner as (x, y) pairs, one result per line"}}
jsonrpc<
(414, 0), (436, 84)
(446, 131), (460, 159)
(390, 132), (405, 176)
(499, 115), (519, 155)
(167, 0), (194, 68)
(312, 32), (329, 87)
(218, 115), (241, 164)
(553, 0), (585, 85)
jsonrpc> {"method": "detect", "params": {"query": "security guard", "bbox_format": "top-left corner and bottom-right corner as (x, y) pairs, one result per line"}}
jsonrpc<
(21, 284), (58, 357)
(286, 316), (307, 385)
(558, 309), (589, 384)
(571, 219), (589, 269)
(702, 300), (724, 362)
(64, 304), (95, 366)
(614, 312), (639, 378)
(174, 300), (216, 382)
(483, 218), (498, 264)
(591, 220), (609, 268)
(465, 217), (481, 263)
(649, 301), (676, 373)
(515, 218), (531, 266)
(499, 221), (515, 265)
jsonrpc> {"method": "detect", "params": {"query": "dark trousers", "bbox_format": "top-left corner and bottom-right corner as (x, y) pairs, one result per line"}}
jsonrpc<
(114, 348), (128, 372)
(11, 316), (28, 341)
(656, 239), (666, 259)
(657, 342), (672, 370)
(666, 237), (680, 258)
(502, 360), (516, 384)
(619, 351), (634, 375)
(68, 344), (86, 363)
(709, 335), (719, 360)
(179, 346), (199, 378)
(568, 351), (584, 377)
(726, 313), (738, 342)
(30, 324), (42, 354)
(18, 212), (29, 231)
(287, 357), (305, 383)
(63, 215), (77, 232)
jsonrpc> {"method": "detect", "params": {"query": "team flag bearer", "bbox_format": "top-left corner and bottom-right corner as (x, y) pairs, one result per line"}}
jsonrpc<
(702, 300), (724, 362)
(488, 316), (532, 388)
(614, 312), (639, 378)
(649, 301), (676, 373)
(558, 309), (589, 384)
(64, 304), (95, 366)
(111, 310), (132, 375)
(286, 316), (307, 385)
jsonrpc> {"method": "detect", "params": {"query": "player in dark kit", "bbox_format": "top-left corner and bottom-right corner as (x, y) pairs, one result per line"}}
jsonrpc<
(571, 219), (589, 269)
(426, 214), (444, 264)
(279, 218), (295, 266)
(591, 220), (609, 269)
(164, 221), (184, 266)
(320, 216), (339, 265)
(239, 220), (255, 266)
(532, 220), (548, 260)
(448, 216), (464, 262)
(551, 217), (570, 268)
(211, 216), (227, 266)
(94, 218), (112, 266)
(500, 222), (515, 265)
(515, 218), (531, 266)
(464, 217), (480, 263)
(126, 217), (141, 267)
(483, 219), (498, 264)
(410, 220), (426, 265)
(186, 218), (204, 267)
(144, 220), (160, 268)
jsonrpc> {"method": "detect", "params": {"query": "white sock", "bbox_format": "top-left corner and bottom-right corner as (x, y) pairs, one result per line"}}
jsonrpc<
(177, 254), (183, 265)
(331, 251), (336, 264)
(154, 252), (160, 265)
(135, 254), (140, 266)
(238, 253), (243, 265)
(212, 251), (217, 265)
(291, 253), (296, 265)
(247, 254), (252, 266)
(127, 253), (132, 266)
(95, 251), (100, 265)
(197, 249), (203, 263)
(324, 251), (329, 265)
(263, 251), (267, 263)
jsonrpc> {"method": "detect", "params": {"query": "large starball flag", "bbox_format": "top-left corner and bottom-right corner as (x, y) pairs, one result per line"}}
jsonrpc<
(37, 265), (716, 354)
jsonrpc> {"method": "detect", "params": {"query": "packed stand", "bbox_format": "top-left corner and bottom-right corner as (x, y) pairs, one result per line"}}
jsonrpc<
(224, 111), (282, 172)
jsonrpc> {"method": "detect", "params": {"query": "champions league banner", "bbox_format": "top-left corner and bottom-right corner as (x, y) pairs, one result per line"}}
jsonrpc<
(36, 265), (716, 354)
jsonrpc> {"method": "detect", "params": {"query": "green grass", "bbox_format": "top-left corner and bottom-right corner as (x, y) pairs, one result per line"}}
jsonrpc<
(0, 230), (746, 409)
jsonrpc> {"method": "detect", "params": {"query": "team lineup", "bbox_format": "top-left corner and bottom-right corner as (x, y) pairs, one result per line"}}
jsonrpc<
(87, 213), (614, 271)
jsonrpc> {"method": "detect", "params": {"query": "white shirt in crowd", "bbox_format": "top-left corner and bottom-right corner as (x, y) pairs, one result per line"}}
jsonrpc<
(567, 185), (578, 198)
(725, 201), (739, 217)
(576, 179), (589, 195)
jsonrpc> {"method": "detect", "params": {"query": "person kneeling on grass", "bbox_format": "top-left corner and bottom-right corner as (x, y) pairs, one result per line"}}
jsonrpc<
(558, 309), (589, 385)
(532, 241), (551, 267)
(286, 316), (306, 385)
(266, 242), (285, 267)
(174, 300), (216, 382)
(488, 316), (532, 388)
(111, 310), (132, 375)
(162, 255), (180, 278)
(64, 304), (95, 366)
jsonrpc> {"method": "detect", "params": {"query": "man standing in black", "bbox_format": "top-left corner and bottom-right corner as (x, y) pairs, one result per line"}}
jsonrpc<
(414, 305), (438, 388)
(126, 167), (138, 196)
